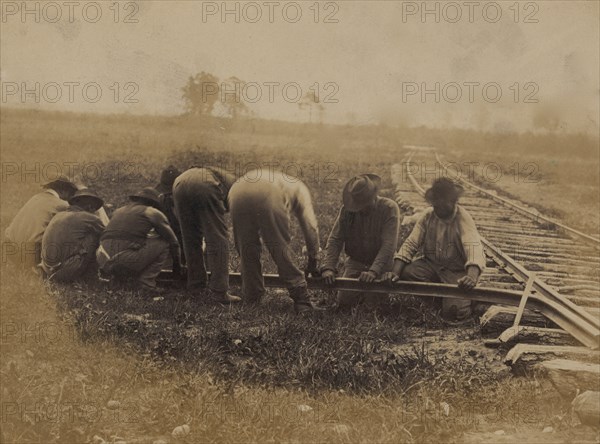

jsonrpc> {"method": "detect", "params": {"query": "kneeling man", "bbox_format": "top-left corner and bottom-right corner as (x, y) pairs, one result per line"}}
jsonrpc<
(389, 178), (486, 322)
(4, 176), (77, 267)
(321, 174), (400, 310)
(97, 188), (181, 290)
(41, 189), (106, 282)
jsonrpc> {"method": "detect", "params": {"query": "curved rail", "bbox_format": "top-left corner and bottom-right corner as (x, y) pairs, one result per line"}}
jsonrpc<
(402, 153), (599, 349)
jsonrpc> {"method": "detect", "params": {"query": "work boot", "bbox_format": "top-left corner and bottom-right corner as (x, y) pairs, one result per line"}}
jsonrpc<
(208, 289), (242, 304)
(289, 284), (319, 314)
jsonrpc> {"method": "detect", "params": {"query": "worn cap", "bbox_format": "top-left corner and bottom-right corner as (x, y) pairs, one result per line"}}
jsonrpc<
(342, 173), (381, 212)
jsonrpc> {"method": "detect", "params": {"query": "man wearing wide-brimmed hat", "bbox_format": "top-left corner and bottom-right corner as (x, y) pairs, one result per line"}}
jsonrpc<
(41, 189), (106, 282)
(388, 177), (486, 322)
(321, 173), (400, 310)
(96, 187), (181, 291)
(4, 176), (78, 268)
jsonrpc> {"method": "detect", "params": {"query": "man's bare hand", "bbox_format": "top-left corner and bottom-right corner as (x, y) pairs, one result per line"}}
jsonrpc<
(359, 271), (377, 283)
(321, 269), (336, 285)
(381, 272), (400, 283)
(457, 275), (477, 290)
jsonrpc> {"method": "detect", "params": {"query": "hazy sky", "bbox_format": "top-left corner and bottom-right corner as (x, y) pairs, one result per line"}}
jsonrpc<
(1, 1), (598, 133)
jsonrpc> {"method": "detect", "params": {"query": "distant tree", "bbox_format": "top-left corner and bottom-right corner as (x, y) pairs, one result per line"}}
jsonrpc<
(298, 91), (322, 123)
(181, 72), (219, 116)
(316, 102), (325, 125)
(221, 76), (249, 119)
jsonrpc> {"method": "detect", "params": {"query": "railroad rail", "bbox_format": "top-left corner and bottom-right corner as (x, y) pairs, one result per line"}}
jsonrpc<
(395, 150), (600, 349)
(158, 271), (599, 341)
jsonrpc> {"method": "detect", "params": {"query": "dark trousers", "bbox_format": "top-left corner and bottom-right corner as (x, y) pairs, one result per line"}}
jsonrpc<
(97, 238), (169, 288)
(41, 234), (98, 282)
(173, 171), (230, 292)
(401, 258), (472, 320)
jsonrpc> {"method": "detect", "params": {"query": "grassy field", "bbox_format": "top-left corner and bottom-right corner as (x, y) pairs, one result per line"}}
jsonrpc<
(1, 109), (598, 443)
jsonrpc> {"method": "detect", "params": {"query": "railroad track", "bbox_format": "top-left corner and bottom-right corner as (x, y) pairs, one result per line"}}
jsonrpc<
(391, 148), (600, 351)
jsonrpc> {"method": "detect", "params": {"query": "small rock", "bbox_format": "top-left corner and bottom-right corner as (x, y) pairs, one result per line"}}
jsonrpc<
(153, 296), (164, 302)
(297, 404), (313, 412)
(233, 339), (242, 346)
(172, 424), (190, 438)
(106, 400), (120, 410)
(542, 426), (554, 433)
(439, 402), (450, 416)
(332, 424), (350, 435)
(494, 430), (505, 435)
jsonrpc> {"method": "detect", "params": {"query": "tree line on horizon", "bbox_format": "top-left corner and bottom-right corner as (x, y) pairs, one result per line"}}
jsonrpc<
(181, 71), (324, 123)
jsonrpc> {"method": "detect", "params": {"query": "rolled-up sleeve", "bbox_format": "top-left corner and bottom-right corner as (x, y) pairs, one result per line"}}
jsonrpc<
(321, 208), (345, 272)
(458, 208), (486, 272)
(292, 183), (320, 259)
(369, 203), (400, 275)
(394, 210), (428, 263)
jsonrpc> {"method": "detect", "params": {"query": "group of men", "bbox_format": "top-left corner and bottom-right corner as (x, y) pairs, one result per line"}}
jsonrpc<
(4, 165), (485, 322)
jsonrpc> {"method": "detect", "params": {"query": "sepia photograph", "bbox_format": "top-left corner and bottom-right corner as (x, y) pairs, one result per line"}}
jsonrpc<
(1, 1), (599, 443)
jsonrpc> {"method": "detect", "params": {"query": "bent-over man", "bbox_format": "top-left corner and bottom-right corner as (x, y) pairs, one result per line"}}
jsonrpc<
(41, 189), (105, 282)
(97, 188), (181, 290)
(389, 178), (486, 322)
(321, 174), (400, 310)
(4, 176), (78, 267)
(156, 165), (184, 260)
(173, 166), (240, 303)
(228, 169), (320, 313)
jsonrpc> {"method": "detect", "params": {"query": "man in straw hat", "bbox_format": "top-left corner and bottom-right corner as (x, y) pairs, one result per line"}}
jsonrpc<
(4, 175), (78, 268)
(228, 168), (321, 313)
(41, 189), (106, 282)
(173, 166), (240, 303)
(321, 173), (400, 310)
(96, 187), (181, 291)
(387, 177), (486, 322)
